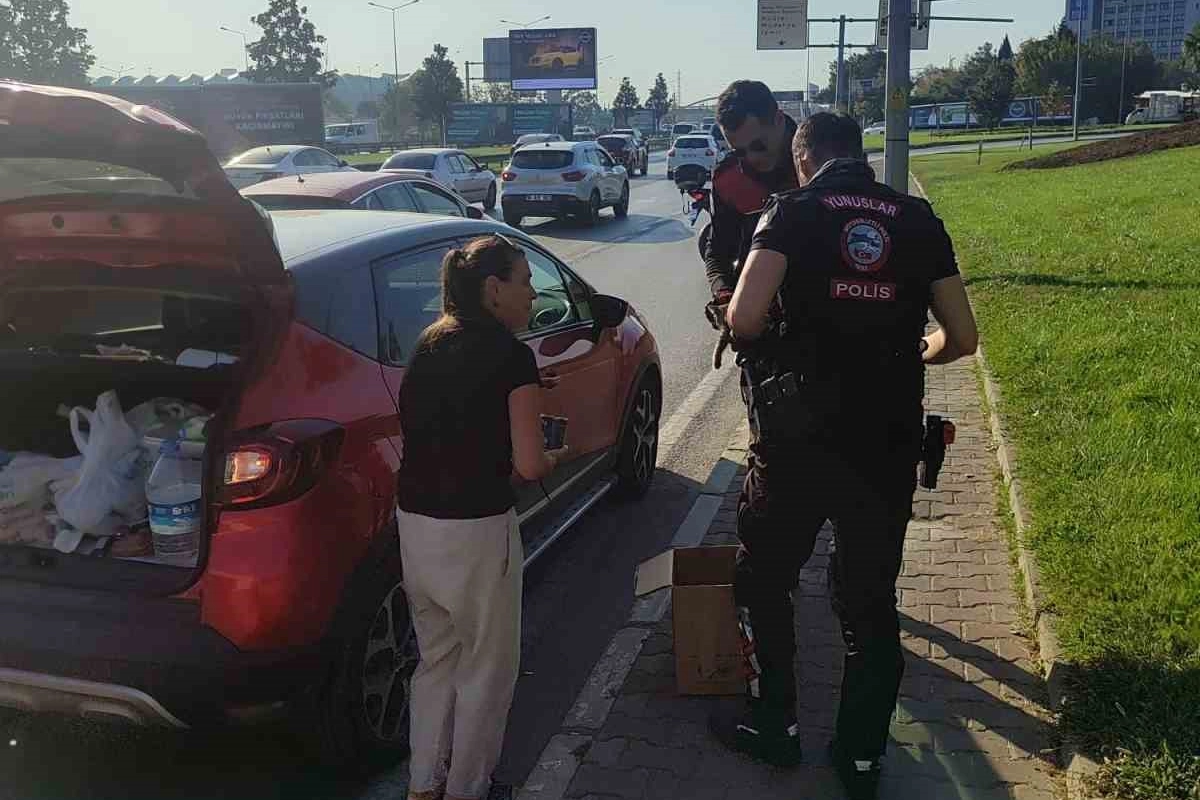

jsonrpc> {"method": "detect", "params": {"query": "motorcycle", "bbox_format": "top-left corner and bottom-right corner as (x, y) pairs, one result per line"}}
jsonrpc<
(673, 163), (712, 227)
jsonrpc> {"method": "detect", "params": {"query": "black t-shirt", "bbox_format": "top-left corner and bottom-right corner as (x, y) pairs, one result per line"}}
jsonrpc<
(398, 317), (541, 519)
(748, 160), (960, 432)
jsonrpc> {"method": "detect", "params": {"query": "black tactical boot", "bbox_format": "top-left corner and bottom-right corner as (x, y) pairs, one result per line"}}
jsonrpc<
(708, 704), (803, 768)
(830, 739), (883, 800)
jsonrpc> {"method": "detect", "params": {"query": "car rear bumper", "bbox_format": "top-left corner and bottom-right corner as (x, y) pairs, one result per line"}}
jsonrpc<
(0, 579), (322, 727)
(501, 192), (589, 217)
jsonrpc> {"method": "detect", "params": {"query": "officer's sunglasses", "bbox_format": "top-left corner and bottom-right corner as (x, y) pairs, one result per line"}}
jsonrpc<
(730, 139), (770, 159)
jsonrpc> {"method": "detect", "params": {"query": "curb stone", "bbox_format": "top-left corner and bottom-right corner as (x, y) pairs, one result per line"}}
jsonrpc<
(909, 171), (1099, 799)
(515, 421), (750, 800)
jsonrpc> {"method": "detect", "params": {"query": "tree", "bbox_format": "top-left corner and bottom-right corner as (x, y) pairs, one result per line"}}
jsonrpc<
(911, 64), (968, 106)
(472, 82), (517, 104)
(381, 77), (419, 141)
(968, 59), (1017, 129)
(998, 35), (1014, 63)
(611, 77), (639, 126)
(567, 90), (602, 127)
(646, 73), (671, 131)
(245, 0), (336, 87)
(410, 44), (464, 139)
(1184, 23), (1200, 73)
(826, 50), (887, 120)
(0, 0), (94, 87)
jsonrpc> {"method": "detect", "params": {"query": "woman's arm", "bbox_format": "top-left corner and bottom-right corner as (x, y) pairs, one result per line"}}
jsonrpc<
(510, 384), (560, 481)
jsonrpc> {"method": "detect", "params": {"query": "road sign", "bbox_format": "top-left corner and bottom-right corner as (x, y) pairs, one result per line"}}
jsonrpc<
(877, 0), (930, 50)
(757, 0), (809, 50)
(854, 78), (877, 97)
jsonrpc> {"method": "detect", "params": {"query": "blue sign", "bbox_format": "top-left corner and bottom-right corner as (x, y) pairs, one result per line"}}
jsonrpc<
(1068, 0), (1089, 22)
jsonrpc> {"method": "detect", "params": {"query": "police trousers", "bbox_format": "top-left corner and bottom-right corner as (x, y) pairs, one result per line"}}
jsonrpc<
(734, 423), (919, 761)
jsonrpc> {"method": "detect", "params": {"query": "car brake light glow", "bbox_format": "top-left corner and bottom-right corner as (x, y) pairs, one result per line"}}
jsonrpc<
(217, 420), (344, 509)
(501, 171), (517, 181)
(561, 170), (586, 182)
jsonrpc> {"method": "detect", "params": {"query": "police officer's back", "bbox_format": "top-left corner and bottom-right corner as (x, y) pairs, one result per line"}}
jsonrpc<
(713, 113), (979, 800)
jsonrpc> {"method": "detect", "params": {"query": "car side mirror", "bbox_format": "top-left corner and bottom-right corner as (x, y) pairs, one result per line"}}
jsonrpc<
(466, 206), (484, 220)
(592, 293), (629, 329)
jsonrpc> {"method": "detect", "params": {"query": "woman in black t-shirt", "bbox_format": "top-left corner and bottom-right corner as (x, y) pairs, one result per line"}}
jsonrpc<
(397, 235), (565, 800)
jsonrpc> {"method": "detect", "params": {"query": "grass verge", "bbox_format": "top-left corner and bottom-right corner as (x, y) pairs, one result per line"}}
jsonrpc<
(912, 144), (1200, 799)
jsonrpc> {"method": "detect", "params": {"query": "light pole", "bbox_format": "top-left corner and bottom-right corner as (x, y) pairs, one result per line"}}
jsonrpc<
(1073, 12), (1083, 141)
(219, 26), (250, 74)
(500, 15), (551, 29)
(368, 0), (420, 91)
(1118, 36), (1129, 125)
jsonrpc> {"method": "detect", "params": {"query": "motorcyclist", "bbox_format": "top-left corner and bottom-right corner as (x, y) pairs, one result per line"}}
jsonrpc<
(710, 112), (979, 800)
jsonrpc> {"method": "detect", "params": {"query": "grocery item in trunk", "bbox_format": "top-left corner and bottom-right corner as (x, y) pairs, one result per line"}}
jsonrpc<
(0, 503), (54, 546)
(0, 453), (82, 510)
(55, 391), (146, 533)
(146, 438), (202, 566)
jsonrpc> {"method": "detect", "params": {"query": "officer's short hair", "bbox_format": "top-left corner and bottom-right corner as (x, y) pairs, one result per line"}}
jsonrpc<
(794, 113), (864, 164)
(716, 81), (779, 131)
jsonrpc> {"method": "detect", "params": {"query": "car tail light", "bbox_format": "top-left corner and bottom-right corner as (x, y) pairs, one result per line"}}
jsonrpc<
(217, 420), (344, 509)
(501, 171), (517, 181)
(561, 170), (587, 182)
(667, 149), (676, 157)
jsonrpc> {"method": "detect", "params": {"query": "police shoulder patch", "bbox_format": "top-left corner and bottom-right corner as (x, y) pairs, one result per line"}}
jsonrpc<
(840, 217), (892, 273)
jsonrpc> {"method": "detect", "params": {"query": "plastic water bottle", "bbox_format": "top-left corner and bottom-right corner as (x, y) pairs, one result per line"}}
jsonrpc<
(145, 438), (203, 566)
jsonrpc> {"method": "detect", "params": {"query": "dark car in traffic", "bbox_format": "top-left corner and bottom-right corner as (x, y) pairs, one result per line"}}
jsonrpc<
(597, 134), (645, 177)
(241, 169), (485, 218)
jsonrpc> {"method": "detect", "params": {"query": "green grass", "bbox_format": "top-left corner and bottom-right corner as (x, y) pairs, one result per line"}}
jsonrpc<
(340, 145), (512, 166)
(912, 144), (1200, 799)
(862, 123), (1176, 153)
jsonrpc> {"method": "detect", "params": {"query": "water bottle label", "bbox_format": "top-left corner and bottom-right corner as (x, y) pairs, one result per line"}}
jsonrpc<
(149, 499), (201, 557)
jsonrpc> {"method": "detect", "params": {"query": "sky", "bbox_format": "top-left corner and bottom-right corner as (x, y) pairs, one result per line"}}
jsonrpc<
(76, 0), (1064, 103)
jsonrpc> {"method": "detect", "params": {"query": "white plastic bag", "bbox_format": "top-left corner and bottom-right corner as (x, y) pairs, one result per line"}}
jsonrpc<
(55, 391), (147, 533)
(0, 453), (82, 510)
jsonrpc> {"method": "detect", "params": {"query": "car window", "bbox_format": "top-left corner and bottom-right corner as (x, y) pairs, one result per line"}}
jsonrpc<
(382, 152), (437, 170)
(293, 262), (378, 359)
(372, 243), (456, 365)
(676, 137), (711, 149)
(292, 149), (317, 166)
(447, 155), (465, 174)
(596, 149), (615, 168)
(373, 182), (420, 212)
(561, 264), (593, 321)
(460, 154), (482, 172)
(408, 182), (465, 217)
(314, 150), (341, 167)
(512, 150), (574, 169)
(227, 147), (290, 166)
(354, 192), (386, 210)
(522, 246), (580, 333)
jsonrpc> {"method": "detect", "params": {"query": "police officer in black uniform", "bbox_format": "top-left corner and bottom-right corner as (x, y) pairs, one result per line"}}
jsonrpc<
(704, 81), (800, 311)
(711, 113), (979, 800)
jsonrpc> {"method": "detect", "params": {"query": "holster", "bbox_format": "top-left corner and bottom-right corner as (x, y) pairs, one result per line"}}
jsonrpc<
(919, 415), (957, 489)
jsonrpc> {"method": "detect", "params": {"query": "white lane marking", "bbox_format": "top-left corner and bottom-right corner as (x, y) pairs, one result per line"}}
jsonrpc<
(656, 362), (736, 466)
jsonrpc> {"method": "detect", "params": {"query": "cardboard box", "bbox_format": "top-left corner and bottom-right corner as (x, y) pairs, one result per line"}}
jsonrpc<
(635, 545), (744, 695)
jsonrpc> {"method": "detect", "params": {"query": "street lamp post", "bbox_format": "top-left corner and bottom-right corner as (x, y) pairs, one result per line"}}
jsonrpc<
(500, 15), (551, 29)
(1073, 13), (1084, 141)
(368, 0), (420, 91)
(1118, 37), (1129, 125)
(219, 26), (250, 73)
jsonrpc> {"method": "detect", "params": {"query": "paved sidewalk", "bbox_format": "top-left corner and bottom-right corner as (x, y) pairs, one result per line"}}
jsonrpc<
(547, 357), (1060, 800)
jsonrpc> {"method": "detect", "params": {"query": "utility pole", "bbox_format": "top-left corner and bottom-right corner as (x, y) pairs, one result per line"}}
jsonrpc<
(835, 15), (850, 114)
(1118, 37), (1128, 125)
(368, 1), (420, 92)
(676, 71), (682, 109)
(1073, 11), (1083, 141)
(883, 0), (911, 191)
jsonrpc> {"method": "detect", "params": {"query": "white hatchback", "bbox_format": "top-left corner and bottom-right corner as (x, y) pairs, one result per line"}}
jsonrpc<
(222, 145), (357, 189)
(666, 135), (720, 182)
(500, 141), (629, 228)
(380, 148), (499, 210)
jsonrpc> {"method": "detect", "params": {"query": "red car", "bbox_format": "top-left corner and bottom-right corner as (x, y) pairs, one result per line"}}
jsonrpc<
(0, 82), (661, 764)
(241, 169), (486, 218)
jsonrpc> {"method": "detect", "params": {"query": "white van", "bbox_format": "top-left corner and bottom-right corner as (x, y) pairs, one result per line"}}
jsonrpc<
(324, 120), (381, 154)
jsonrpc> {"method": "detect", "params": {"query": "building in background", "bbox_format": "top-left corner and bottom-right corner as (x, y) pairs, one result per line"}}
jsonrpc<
(1065, 0), (1198, 61)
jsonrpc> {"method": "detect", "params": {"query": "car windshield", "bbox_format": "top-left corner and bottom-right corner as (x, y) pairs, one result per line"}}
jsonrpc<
(326, 126), (349, 137)
(676, 137), (710, 149)
(598, 137), (628, 150)
(512, 150), (574, 169)
(383, 153), (438, 170)
(0, 158), (195, 202)
(672, 125), (693, 134)
(227, 147), (291, 166)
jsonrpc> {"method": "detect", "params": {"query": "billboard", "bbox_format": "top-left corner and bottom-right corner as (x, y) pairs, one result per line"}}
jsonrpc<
(446, 103), (572, 146)
(96, 83), (324, 158)
(509, 28), (597, 91)
(483, 37), (511, 83)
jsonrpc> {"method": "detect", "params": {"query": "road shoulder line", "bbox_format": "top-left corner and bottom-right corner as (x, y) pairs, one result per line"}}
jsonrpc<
(516, 420), (750, 800)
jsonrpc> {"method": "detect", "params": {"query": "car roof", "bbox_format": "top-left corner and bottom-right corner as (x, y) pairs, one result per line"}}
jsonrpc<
(271, 210), (507, 268)
(395, 147), (460, 156)
(242, 169), (433, 200)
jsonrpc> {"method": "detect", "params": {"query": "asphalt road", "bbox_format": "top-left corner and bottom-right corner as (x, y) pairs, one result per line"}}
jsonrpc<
(0, 154), (746, 800)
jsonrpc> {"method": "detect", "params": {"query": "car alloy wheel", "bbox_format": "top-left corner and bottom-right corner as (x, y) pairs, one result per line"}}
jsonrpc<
(586, 190), (601, 226)
(616, 379), (660, 498)
(615, 183), (630, 218)
(360, 582), (420, 743)
(484, 182), (497, 211)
